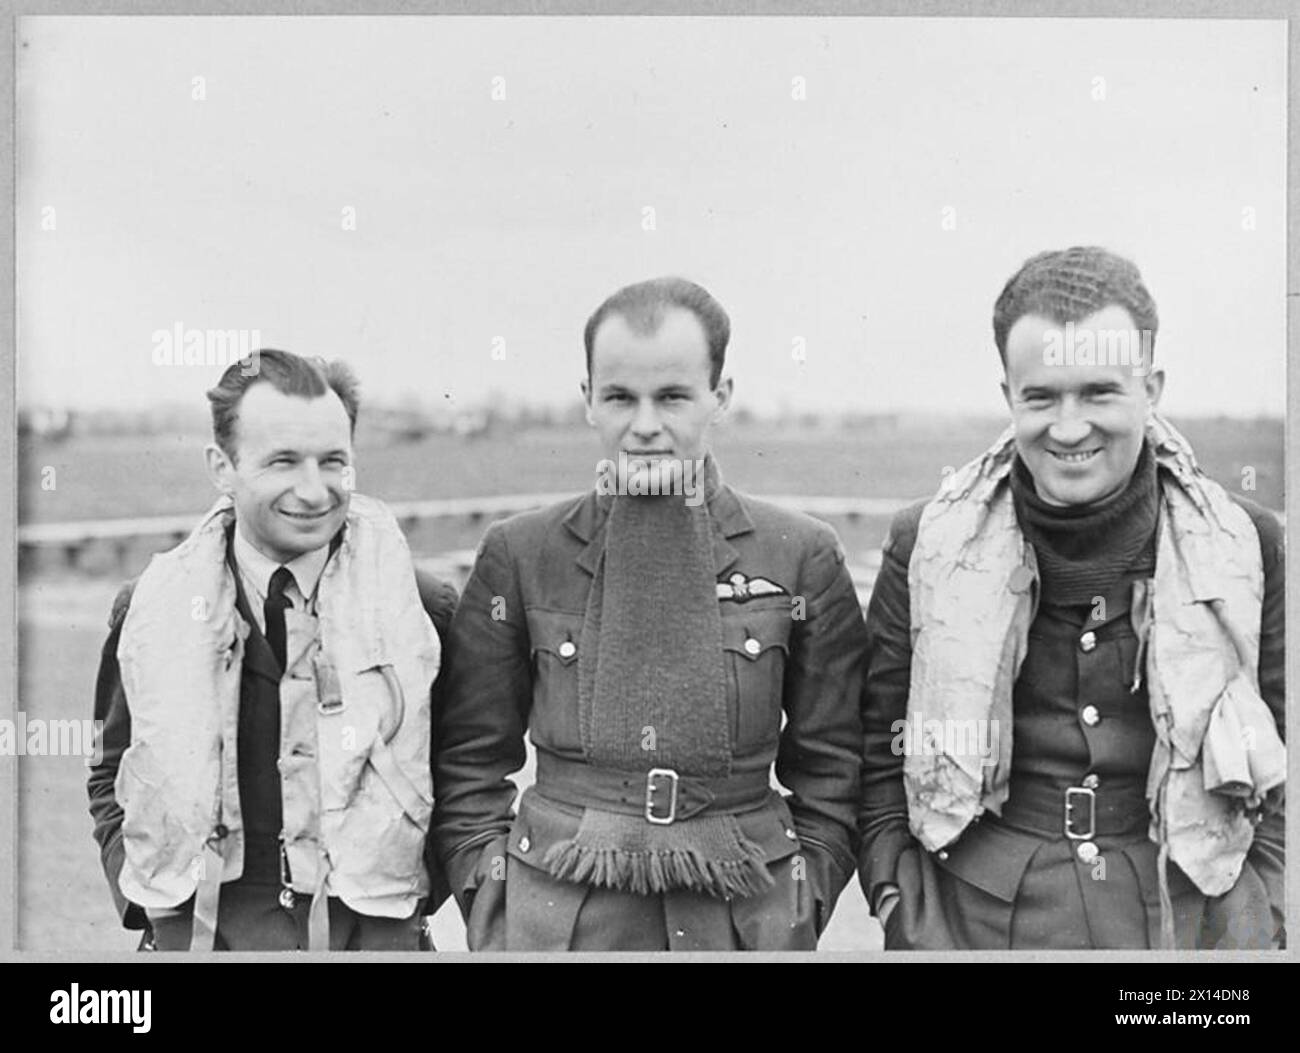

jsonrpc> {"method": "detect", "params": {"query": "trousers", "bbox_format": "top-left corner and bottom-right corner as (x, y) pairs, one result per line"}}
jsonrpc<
(146, 879), (423, 951)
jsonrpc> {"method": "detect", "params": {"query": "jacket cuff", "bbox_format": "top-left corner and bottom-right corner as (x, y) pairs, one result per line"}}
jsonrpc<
(102, 829), (148, 931)
(797, 837), (850, 931)
(1248, 808), (1285, 934)
(445, 834), (506, 918)
(857, 817), (913, 917)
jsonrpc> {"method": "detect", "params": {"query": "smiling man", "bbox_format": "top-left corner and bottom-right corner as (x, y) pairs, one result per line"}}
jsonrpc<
(858, 247), (1286, 949)
(88, 350), (457, 951)
(432, 276), (867, 950)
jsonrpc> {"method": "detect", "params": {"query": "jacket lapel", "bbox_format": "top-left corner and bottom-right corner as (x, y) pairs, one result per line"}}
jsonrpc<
(706, 482), (750, 579)
(564, 491), (609, 578)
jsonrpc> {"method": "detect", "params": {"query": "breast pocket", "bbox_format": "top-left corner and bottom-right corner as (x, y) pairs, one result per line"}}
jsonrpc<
(524, 608), (585, 751)
(721, 604), (791, 753)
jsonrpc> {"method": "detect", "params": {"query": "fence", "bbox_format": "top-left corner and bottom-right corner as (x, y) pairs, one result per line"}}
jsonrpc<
(18, 492), (906, 602)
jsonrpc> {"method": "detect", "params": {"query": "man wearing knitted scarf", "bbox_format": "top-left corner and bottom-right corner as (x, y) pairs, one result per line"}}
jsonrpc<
(433, 277), (867, 950)
(859, 247), (1285, 950)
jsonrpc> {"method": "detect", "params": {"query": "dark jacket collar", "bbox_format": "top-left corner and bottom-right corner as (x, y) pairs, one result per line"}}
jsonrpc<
(561, 456), (753, 579)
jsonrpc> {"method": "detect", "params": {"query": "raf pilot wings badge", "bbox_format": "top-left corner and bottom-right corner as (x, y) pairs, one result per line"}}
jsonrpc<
(716, 571), (788, 603)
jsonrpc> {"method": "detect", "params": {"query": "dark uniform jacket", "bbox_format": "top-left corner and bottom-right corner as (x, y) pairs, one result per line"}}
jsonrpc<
(432, 476), (867, 950)
(88, 557), (458, 935)
(860, 494), (1285, 950)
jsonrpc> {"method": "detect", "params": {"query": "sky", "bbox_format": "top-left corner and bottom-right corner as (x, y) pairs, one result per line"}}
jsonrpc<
(16, 15), (1287, 417)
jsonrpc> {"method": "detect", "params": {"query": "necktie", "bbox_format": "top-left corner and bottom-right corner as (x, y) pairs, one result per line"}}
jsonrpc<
(264, 566), (294, 671)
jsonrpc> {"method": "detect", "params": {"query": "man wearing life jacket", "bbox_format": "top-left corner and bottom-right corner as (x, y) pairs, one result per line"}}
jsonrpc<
(88, 349), (456, 951)
(859, 247), (1285, 950)
(432, 277), (867, 950)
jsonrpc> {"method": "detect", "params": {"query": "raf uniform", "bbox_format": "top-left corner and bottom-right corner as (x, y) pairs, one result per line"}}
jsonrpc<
(432, 461), (867, 950)
(859, 429), (1285, 950)
(89, 508), (457, 951)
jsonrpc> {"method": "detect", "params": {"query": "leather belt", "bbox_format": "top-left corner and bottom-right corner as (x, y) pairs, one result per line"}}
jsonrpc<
(997, 777), (1151, 840)
(534, 751), (772, 825)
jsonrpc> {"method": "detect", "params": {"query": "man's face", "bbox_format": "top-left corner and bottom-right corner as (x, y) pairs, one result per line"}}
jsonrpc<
(582, 307), (731, 489)
(1002, 304), (1165, 507)
(205, 382), (354, 563)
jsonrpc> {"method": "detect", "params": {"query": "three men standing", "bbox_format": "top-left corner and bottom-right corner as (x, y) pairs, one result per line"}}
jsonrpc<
(89, 257), (1284, 953)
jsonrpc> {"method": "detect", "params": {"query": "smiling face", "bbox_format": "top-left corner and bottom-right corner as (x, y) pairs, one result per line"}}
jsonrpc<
(1002, 305), (1165, 507)
(205, 381), (354, 562)
(581, 307), (731, 488)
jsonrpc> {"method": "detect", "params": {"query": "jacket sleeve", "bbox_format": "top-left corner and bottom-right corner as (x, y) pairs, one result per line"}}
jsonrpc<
(415, 568), (460, 644)
(857, 502), (926, 916)
(430, 522), (531, 916)
(415, 568), (459, 916)
(774, 520), (868, 920)
(87, 581), (148, 931)
(1237, 498), (1285, 943)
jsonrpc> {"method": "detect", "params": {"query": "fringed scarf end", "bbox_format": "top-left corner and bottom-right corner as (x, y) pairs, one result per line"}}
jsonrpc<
(542, 813), (774, 899)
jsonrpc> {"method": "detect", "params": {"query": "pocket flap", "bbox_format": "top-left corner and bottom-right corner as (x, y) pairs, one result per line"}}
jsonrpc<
(931, 820), (1042, 903)
(721, 612), (791, 661)
(525, 609), (584, 665)
(733, 793), (803, 865)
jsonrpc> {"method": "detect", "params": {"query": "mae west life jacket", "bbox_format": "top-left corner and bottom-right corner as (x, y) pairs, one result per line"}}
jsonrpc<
(904, 415), (1284, 923)
(115, 493), (440, 948)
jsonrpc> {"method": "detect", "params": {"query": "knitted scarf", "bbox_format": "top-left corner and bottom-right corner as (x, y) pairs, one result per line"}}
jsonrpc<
(578, 490), (730, 773)
(543, 468), (772, 898)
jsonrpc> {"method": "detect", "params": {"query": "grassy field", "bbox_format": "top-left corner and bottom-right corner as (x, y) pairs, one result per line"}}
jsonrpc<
(19, 416), (1284, 577)
(21, 416), (1285, 522)
(15, 416), (1283, 952)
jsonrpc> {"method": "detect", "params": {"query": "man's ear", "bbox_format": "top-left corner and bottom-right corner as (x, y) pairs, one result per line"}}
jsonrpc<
(580, 377), (595, 427)
(1144, 368), (1166, 410)
(205, 443), (235, 495)
(1000, 377), (1012, 414)
(712, 376), (734, 420)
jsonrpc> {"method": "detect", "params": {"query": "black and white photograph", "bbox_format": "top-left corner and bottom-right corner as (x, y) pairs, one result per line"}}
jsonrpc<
(6, 5), (1292, 982)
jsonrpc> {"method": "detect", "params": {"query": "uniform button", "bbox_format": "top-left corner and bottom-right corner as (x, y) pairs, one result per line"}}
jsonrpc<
(1079, 631), (1097, 653)
(518, 836), (531, 853)
(744, 637), (762, 656)
(936, 850), (949, 861)
(278, 888), (296, 910)
(1081, 705), (1101, 727)
(1082, 773), (1100, 790)
(1076, 841), (1100, 864)
(558, 641), (576, 659)
(784, 828), (798, 841)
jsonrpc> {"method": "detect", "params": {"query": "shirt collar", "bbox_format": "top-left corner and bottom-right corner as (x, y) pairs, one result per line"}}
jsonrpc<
(232, 521), (331, 602)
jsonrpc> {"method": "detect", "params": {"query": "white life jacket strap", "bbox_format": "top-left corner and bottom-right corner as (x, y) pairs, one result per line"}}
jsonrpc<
(367, 667), (432, 833)
(368, 738), (432, 834)
(189, 837), (226, 952)
(308, 846), (332, 951)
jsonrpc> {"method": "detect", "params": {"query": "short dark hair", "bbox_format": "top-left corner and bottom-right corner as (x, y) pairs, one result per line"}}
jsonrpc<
(992, 246), (1158, 364)
(583, 276), (731, 387)
(206, 348), (360, 462)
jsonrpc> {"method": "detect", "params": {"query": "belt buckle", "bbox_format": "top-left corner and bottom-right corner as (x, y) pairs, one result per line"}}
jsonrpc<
(645, 768), (679, 825)
(1064, 786), (1097, 840)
